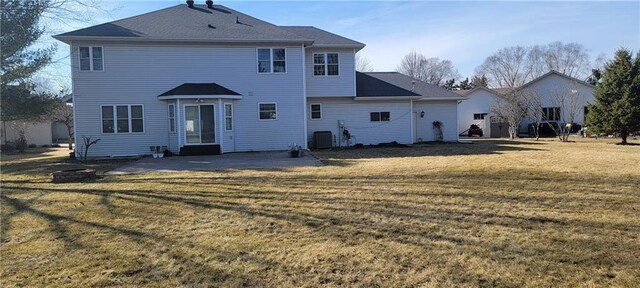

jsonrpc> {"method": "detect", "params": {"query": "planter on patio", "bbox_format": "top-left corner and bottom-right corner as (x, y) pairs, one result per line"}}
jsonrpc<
(290, 149), (303, 158)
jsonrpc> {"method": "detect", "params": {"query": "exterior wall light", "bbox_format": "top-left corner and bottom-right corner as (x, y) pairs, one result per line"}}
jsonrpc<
(420, 111), (425, 118)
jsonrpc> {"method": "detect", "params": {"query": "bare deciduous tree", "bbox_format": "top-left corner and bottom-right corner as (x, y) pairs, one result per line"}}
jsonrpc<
(490, 89), (531, 140)
(477, 42), (594, 88)
(355, 53), (373, 72)
(525, 90), (544, 140)
(545, 82), (581, 142)
(397, 50), (459, 86)
(50, 99), (74, 149)
(476, 46), (533, 88)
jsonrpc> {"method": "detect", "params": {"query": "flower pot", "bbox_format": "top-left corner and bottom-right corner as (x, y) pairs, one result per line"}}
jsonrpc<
(290, 150), (302, 158)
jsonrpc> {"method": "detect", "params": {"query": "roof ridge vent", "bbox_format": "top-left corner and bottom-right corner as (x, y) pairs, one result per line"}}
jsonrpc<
(206, 0), (213, 9)
(186, 0), (194, 8)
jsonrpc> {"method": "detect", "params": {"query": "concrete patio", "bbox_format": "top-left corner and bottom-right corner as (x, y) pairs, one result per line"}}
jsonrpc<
(106, 151), (322, 175)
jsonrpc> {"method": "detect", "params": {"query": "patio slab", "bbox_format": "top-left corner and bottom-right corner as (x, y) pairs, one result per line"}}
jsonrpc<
(106, 151), (322, 175)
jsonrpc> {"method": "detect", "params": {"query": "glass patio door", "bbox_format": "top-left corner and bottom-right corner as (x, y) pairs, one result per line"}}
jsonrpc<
(185, 104), (215, 144)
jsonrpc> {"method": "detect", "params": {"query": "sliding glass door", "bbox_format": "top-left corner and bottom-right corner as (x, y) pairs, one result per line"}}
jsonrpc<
(184, 104), (215, 144)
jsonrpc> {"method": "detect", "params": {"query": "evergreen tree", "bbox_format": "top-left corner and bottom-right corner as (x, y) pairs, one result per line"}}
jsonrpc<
(471, 75), (489, 87)
(458, 77), (474, 90)
(1, 0), (55, 88)
(442, 78), (456, 90)
(586, 49), (640, 144)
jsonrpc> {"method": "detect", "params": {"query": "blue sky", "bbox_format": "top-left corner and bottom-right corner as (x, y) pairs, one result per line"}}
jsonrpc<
(43, 0), (639, 89)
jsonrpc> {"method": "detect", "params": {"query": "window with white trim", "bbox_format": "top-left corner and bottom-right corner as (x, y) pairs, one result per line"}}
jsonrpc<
(257, 48), (286, 73)
(259, 103), (277, 120)
(542, 107), (561, 121)
(473, 113), (487, 120)
(79, 46), (103, 71)
(313, 53), (339, 76)
(168, 104), (176, 132)
(370, 112), (390, 122)
(101, 105), (144, 133)
(224, 103), (233, 131)
(310, 104), (321, 119)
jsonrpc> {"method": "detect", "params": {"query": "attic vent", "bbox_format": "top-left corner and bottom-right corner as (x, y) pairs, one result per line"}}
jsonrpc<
(206, 0), (213, 9)
(186, 0), (194, 8)
(207, 24), (216, 29)
(236, 16), (240, 24)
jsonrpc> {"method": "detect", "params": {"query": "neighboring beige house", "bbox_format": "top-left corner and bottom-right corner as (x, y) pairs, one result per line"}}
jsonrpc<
(1, 121), (53, 146)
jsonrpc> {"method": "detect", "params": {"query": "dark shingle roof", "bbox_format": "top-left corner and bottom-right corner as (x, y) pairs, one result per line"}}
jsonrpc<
(56, 5), (309, 43)
(158, 83), (240, 97)
(54, 4), (363, 49)
(356, 73), (419, 97)
(357, 72), (463, 99)
(280, 26), (364, 48)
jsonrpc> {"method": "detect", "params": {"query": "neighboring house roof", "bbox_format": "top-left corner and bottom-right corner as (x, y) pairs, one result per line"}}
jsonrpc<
(519, 70), (595, 90)
(280, 26), (364, 49)
(457, 86), (508, 99)
(357, 72), (465, 100)
(158, 83), (241, 98)
(53, 4), (364, 50)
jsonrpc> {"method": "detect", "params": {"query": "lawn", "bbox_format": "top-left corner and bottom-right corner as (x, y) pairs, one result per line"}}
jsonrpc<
(1, 139), (639, 287)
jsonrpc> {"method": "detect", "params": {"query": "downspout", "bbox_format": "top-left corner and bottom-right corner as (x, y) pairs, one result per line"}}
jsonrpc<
(302, 44), (308, 149)
(218, 98), (223, 153)
(409, 99), (414, 144)
(70, 44), (79, 156)
(177, 98), (181, 153)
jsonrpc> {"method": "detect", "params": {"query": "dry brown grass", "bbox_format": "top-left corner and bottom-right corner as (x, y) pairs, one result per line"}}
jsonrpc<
(1, 139), (639, 287)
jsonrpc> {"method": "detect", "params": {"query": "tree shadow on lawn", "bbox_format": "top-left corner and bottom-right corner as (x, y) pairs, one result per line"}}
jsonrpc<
(2, 167), (639, 286)
(312, 140), (547, 166)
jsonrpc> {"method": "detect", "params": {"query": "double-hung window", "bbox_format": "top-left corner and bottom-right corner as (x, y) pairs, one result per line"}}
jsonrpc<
(257, 48), (286, 73)
(310, 104), (322, 119)
(313, 53), (339, 76)
(542, 107), (561, 121)
(168, 104), (176, 132)
(79, 46), (103, 71)
(224, 103), (233, 131)
(370, 112), (390, 122)
(259, 103), (277, 120)
(101, 105), (144, 133)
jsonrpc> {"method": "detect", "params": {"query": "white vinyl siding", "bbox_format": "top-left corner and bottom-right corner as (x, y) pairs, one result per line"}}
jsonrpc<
(306, 48), (355, 97)
(79, 46), (103, 71)
(306, 98), (413, 146)
(71, 44), (305, 156)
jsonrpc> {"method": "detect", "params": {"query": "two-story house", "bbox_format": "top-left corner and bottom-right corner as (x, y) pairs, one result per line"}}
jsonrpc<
(54, 1), (463, 157)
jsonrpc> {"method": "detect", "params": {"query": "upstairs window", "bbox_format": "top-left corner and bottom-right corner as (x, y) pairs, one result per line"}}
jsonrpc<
(542, 107), (561, 121)
(313, 53), (339, 76)
(310, 104), (322, 119)
(79, 46), (103, 71)
(370, 112), (390, 122)
(258, 48), (286, 73)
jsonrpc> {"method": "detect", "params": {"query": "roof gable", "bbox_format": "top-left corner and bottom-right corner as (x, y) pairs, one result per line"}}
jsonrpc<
(521, 70), (595, 90)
